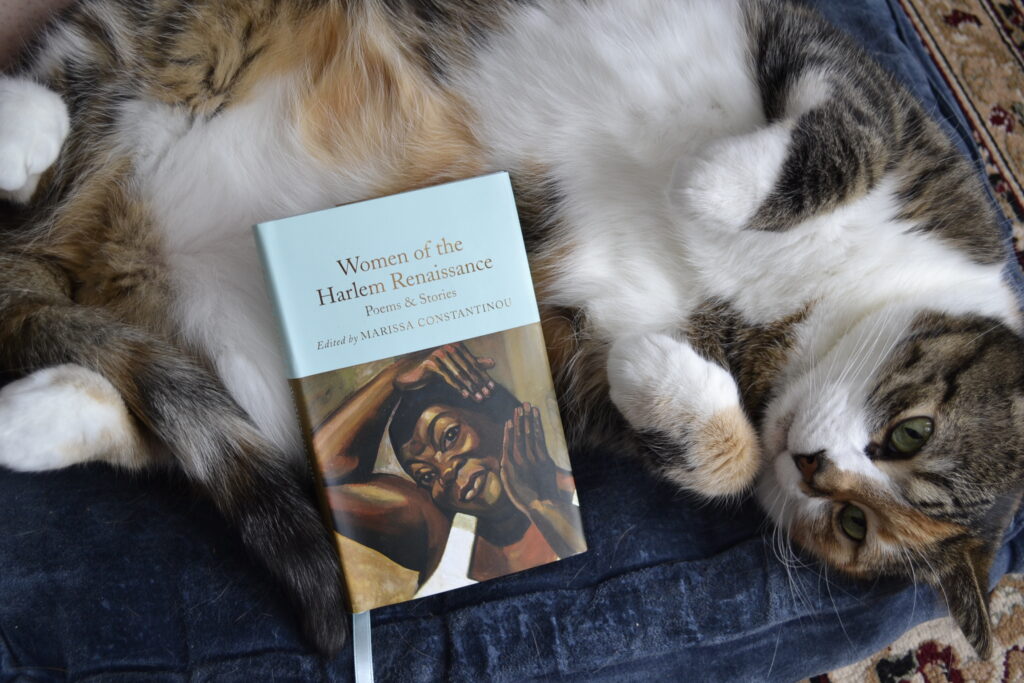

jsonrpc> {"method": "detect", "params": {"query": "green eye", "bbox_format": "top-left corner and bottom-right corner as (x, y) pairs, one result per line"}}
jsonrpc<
(839, 504), (867, 542)
(888, 417), (934, 455)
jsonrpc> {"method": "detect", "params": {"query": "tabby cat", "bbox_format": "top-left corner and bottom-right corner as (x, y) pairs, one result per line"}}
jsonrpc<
(1, 0), (1021, 658)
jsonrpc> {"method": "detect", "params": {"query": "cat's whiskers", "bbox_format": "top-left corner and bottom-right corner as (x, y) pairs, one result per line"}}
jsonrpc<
(850, 308), (906, 399)
(963, 321), (1003, 347)
(830, 309), (880, 388)
(772, 494), (822, 618)
(840, 305), (898, 392)
(767, 490), (787, 563)
(909, 546), (948, 606)
(818, 561), (857, 653)
(898, 545), (919, 630)
(768, 492), (792, 567)
(777, 513), (805, 609)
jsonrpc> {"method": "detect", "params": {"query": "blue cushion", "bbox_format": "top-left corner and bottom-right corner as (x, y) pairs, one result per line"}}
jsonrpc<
(3, 1), (1022, 680)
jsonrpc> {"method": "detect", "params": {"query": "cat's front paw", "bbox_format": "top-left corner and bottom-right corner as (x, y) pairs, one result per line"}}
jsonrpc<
(608, 333), (759, 497)
(0, 78), (69, 204)
(673, 124), (792, 232)
(0, 365), (142, 471)
(608, 333), (737, 429)
(607, 332), (684, 429)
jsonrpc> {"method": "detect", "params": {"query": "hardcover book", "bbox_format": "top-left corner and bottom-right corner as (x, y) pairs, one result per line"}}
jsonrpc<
(254, 173), (587, 613)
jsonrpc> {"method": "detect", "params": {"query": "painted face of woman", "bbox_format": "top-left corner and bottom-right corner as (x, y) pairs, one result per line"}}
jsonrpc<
(398, 404), (509, 515)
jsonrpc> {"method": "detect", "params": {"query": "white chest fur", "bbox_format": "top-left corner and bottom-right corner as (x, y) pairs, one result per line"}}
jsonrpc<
(459, 0), (1017, 344)
(115, 77), (391, 451)
(114, 0), (1018, 457)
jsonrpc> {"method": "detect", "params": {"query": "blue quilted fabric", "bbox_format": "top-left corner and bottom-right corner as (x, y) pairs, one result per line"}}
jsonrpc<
(3, 1), (1022, 680)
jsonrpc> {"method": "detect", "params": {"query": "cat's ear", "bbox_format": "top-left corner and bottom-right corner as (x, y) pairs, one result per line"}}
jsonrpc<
(931, 543), (994, 659)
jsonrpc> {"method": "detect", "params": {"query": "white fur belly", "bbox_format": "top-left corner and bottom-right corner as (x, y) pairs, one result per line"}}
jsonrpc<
(460, 0), (1019, 344)
(116, 77), (388, 452)
(461, 0), (764, 337)
(468, 7), (1017, 340)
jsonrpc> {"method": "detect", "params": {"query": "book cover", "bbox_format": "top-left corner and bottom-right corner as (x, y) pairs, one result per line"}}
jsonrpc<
(254, 173), (587, 613)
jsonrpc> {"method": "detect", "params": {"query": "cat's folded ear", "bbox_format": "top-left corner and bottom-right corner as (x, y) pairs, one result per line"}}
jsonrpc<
(930, 541), (995, 659)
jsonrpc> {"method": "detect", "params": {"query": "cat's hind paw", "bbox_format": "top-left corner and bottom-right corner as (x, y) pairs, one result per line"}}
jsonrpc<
(608, 333), (760, 497)
(0, 78), (69, 204)
(0, 365), (143, 472)
(673, 123), (791, 232)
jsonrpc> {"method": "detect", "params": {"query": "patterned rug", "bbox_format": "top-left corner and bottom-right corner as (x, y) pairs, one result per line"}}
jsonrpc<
(897, 0), (1024, 264)
(811, 575), (1024, 682)
(811, 2), (1024, 681)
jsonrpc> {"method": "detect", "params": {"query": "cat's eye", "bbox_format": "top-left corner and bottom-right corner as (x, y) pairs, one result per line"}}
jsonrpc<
(887, 417), (933, 455)
(839, 504), (867, 542)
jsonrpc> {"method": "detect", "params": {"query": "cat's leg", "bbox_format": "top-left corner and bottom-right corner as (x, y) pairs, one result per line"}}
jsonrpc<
(739, 67), (893, 233)
(675, 121), (794, 233)
(0, 77), (69, 204)
(0, 364), (146, 471)
(0, 254), (347, 654)
(607, 333), (760, 497)
(678, 4), (903, 233)
(676, 69), (887, 234)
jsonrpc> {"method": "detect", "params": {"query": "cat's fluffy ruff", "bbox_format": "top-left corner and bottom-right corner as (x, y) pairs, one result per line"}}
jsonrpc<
(2, 0), (1023, 658)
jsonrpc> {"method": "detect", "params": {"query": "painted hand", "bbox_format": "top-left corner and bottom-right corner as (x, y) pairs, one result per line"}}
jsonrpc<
(500, 403), (561, 512)
(394, 342), (496, 401)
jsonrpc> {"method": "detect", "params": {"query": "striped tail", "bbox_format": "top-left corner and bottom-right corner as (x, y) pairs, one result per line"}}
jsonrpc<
(0, 253), (348, 654)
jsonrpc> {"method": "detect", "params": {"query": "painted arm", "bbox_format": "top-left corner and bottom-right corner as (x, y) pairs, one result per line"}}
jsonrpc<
(325, 474), (451, 579)
(313, 343), (497, 481)
(312, 361), (405, 482)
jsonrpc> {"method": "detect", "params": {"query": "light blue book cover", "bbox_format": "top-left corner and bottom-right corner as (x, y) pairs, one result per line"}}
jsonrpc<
(254, 173), (586, 613)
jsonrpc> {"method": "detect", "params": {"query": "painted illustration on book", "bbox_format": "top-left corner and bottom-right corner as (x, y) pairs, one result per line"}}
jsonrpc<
(254, 173), (587, 613)
(293, 324), (584, 612)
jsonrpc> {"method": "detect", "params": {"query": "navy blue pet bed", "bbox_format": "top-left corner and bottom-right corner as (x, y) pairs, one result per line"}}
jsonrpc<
(3, 1), (1023, 680)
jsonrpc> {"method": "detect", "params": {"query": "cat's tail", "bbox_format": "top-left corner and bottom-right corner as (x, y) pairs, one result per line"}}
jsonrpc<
(0, 253), (348, 654)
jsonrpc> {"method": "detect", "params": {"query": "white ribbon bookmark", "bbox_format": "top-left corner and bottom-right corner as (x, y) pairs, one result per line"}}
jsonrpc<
(353, 611), (374, 683)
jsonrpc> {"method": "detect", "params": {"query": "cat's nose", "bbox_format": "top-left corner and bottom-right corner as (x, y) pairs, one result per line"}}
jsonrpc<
(792, 450), (824, 484)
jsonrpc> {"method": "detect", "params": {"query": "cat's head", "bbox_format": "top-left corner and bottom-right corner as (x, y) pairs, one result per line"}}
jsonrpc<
(757, 308), (1024, 657)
